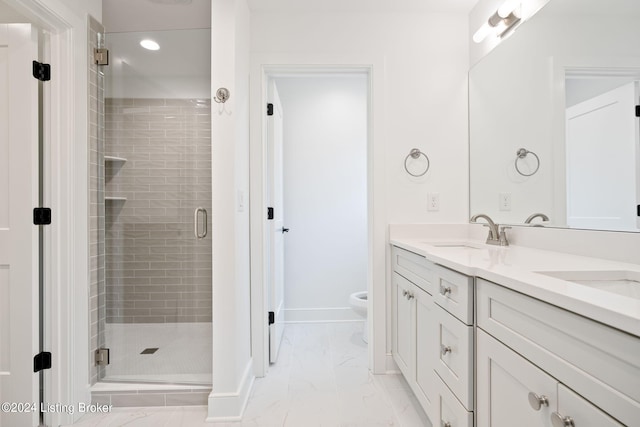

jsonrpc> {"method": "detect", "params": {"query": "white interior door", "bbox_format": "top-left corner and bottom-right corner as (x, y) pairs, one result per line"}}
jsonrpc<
(267, 80), (285, 363)
(0, 23), (40, 427)
(566, 81), (640, 231)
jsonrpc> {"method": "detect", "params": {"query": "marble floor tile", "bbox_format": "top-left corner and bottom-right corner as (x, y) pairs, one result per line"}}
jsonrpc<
(71, 323), (430, 427)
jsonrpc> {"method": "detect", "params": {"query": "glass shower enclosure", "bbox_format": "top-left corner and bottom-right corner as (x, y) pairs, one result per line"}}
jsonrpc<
(96, 28), (212, 385)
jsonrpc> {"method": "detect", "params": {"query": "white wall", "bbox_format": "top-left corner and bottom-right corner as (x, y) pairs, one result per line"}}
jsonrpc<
(251, 9), (469, 373)
(251, 12), (470, 225)
(209, 0), (253, 420)
(275, 76), (368, 321)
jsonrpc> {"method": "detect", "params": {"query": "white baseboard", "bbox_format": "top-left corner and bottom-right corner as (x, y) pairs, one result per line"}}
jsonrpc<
(385, 352), (400, 374)
(206, 359), (254, 422)
(284, 307), (362, 323)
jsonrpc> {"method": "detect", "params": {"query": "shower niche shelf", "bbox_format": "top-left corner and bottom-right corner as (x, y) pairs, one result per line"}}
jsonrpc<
(104, 155), (127, 162)
(104, 155), (127, 201)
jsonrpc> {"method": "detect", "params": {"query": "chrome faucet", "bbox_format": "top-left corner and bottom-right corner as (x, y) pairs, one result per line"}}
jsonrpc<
(524, 212), (549, 225)
(470, 214), (501, 245)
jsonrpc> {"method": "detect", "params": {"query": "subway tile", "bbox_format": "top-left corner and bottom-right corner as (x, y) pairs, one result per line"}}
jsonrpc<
(134, 98), (166, 106)
(165, 392), (209, 406)
(134, 254), (166, 263)
(110, 393), (165, 407)
(134, 300), (166, 309)
(149, 169), (181, 177)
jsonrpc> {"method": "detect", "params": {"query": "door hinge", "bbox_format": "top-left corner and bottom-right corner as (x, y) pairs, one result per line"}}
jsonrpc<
(32, 60), (50, 81)
(33, 207), (51, 225)
(33, 352), (52, 372)
(637, 204), (640, 217)
(94, 48), (109, 65)
(267, 103), (274, 116)
(267, 207), (274, 220)
(268, 311), (275, 325)
(95, 348), (110, 366)
(636, 105), (640, 117)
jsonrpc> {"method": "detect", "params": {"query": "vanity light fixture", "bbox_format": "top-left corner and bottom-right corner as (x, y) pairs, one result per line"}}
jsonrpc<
(140, 39), (160, 51)
(472, 0), (522, 43)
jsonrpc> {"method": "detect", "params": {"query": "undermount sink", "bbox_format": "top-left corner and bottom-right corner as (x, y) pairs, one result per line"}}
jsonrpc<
(537, 270), (640, 299)
(427, 242), (483, 250)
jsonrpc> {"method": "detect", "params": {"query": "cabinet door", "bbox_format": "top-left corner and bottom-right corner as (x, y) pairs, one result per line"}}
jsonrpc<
(477, 329), (557, 427)
(555, 384), (624, 427)
(415, 285), (436, 417)
(393, 273), (414, 378)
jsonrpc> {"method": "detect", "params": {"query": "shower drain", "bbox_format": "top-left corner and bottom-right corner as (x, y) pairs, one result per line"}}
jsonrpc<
(140, 348), (159, 355)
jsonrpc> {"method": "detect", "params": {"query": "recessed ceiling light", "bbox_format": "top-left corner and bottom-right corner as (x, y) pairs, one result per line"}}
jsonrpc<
(140, 39), (160, 51)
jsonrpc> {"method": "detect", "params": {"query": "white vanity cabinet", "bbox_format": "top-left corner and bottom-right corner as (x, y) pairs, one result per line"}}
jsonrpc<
(477, 329), (624, 427)
(391, 268), (437, 418)
(477, 279), (636, 427)
(391, 246), (474, 425)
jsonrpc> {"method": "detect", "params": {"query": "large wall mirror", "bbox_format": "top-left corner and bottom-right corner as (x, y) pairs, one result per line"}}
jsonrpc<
(469, 0), (640, 232)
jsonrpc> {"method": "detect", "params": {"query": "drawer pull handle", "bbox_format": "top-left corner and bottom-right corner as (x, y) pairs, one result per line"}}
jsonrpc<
(551, 412), (575, 427)
(402, 290), (408, 297)
(439, 285), (452, 296)
(441, 345), (452, 355)
(442, 422), (452, 427)
(407, 292), (414, 300)
(527, 392), (549, 411)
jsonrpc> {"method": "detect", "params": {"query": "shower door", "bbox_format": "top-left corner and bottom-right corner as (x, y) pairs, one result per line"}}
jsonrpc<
(97, 29), (212, 385)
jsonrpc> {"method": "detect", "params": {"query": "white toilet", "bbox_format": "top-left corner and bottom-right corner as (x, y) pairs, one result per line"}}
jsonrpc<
(349, 291), (368, 343)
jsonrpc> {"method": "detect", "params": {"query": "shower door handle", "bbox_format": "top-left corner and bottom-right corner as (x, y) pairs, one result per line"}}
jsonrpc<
(194, 207), (208, 239)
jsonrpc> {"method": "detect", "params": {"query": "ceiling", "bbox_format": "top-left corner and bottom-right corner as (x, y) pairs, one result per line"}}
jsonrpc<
(0, 1), (28, 23)
(106, 29), (210, 79)
(103, 0), (211, 33)
(246, 0), (479, 14)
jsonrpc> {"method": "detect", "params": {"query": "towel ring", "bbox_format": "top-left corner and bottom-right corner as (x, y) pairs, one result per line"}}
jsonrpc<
(515, 148), (540, 177)
(404, 148), (430, 177)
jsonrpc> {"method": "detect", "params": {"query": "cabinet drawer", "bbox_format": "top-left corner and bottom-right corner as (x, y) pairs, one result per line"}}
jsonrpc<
(391, 246), (435, 294)
(477, 279), (640, 426)
(434, 305), (474, 411)
(434, 374), (473, 427)
(557, 384), (624, 427)
(433, 264), (473, 325)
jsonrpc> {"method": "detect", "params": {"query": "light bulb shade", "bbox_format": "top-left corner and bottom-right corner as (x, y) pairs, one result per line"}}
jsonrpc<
(473, 22), (492, 43)
(498, 0), (520, 18)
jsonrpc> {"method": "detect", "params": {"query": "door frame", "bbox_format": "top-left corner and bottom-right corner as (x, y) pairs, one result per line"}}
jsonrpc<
(550, 57), (640, 227)
(249, 54), (388, 377)
(5, 1), (90, 425)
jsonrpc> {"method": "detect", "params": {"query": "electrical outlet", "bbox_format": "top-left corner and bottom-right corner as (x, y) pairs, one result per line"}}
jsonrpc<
(428, 193), (440, 212)
(499, 192), (511, 211)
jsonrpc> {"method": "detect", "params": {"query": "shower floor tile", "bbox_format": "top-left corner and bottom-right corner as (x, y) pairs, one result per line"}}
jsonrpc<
(71, 322), (429, 426)
(102, 322), (212, 385)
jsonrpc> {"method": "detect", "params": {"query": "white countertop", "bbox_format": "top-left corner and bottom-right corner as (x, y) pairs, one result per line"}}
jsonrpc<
(390, 237), (640, 338)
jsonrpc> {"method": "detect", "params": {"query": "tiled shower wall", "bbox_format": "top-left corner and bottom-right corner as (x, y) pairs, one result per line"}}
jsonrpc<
(88, 16), (105, 386)
(104, 98), (212, 324)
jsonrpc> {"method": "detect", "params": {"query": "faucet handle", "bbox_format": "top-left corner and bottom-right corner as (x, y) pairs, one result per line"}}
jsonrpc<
(498, 226), (511, 246)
